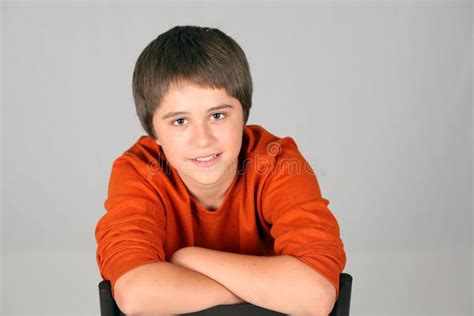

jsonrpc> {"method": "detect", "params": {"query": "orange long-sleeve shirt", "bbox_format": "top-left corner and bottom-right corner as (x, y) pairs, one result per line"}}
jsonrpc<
(95, 124), (346, 301)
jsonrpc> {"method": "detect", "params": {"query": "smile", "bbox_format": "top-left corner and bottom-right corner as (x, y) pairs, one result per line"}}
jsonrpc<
(191, 153), (221, 167)
(194, 154), (218, 161)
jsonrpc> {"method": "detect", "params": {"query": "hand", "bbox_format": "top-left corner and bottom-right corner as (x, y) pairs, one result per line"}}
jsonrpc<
(169, 247), (192, 268)
(169, 248), (181, 265)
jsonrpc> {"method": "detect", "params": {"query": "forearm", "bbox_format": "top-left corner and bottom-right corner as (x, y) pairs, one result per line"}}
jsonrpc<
(172, 247), (335, 316)
(118, 261), (244, 316)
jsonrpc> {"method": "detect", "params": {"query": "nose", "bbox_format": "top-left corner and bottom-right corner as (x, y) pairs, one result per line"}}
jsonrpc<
(191, 122), (215, 148)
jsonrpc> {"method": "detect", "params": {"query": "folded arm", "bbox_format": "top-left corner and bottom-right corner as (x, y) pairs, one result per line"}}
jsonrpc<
(171, 246), (336, 316)
(114, 260), (245, 316)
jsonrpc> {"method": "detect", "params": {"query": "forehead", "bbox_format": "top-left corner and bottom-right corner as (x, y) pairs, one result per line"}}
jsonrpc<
(159, 81), (237, 110)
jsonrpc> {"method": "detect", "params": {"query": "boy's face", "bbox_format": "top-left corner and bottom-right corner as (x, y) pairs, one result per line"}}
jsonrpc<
(152, 80), (244, 187)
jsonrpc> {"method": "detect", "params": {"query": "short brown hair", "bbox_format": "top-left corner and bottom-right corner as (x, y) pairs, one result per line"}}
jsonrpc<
(132, 25), (253, 139)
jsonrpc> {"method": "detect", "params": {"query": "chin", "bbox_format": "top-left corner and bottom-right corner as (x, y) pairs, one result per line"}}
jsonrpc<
(191, 171), (223, 185)
(181, 157), (236, 185)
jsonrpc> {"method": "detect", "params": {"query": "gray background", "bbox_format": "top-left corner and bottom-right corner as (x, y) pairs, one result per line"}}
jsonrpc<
(1, 1), (472, 315)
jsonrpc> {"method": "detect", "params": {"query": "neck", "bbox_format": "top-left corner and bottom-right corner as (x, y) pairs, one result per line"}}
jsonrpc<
(181, 163), (237, 209)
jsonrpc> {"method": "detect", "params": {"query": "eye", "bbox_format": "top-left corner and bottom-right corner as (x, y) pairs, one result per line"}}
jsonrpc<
(211, 112), (226, 120)
(172, 118), (188, 126)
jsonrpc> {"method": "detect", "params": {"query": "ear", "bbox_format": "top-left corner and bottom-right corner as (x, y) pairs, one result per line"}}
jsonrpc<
(155, 137), (161, 146)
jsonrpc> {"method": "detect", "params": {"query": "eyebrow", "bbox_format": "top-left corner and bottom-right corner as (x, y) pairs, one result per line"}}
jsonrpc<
(161, 104), (235, 120)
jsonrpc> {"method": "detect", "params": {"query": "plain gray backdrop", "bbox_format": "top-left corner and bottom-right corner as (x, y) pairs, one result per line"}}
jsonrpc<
(1, 1), (472, 315)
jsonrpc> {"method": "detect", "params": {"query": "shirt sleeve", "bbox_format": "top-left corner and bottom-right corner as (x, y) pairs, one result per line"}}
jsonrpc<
(261, 139), (346, 301)
(95, 155), (167, 299)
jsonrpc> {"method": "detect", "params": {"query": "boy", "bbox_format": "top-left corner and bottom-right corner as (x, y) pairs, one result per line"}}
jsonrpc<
(95, 25), (346, 316)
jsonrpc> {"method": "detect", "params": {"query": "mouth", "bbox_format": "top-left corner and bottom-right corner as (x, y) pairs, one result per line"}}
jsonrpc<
(191, 153), (222, 167)
(191, 153), (221, 161)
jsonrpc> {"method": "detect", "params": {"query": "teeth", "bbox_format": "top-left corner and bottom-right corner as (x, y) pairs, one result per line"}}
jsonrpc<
(195, 154), (217, 162)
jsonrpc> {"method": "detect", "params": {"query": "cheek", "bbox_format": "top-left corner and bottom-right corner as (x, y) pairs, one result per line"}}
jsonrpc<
(221, 128), (243, 152)
(161, 137), (186, 157)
